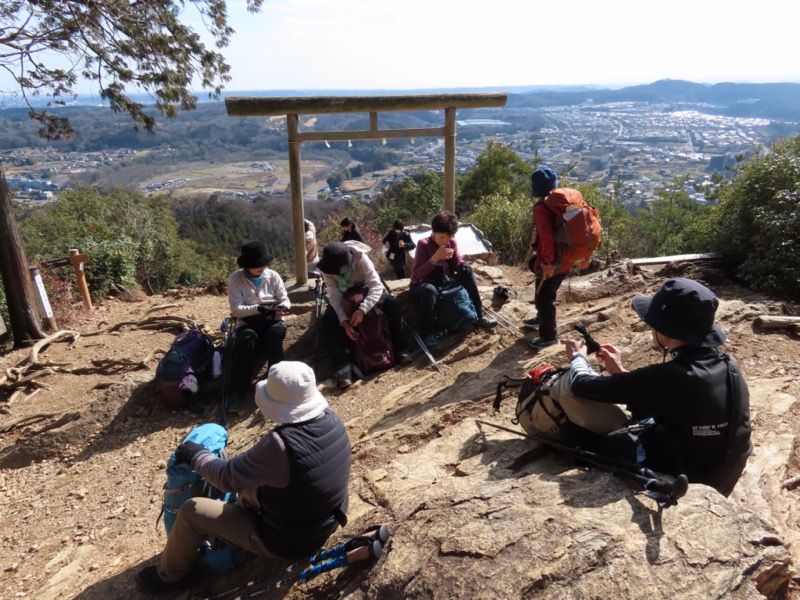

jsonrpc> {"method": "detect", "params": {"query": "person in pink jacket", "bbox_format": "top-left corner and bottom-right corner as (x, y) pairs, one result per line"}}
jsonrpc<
(410, 211), (496, 349)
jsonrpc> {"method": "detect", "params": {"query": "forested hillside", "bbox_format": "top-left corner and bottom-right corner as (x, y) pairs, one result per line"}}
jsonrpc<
(3, 134), (800, 346)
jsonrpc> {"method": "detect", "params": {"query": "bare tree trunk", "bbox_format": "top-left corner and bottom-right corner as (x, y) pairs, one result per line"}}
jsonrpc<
(0, 164), (46, 346)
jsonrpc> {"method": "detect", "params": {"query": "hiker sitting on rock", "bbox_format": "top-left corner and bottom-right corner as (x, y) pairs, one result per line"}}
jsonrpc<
(227, 241), (290, 406)
(318, 242), (412, 388)
(561, 278), (752, 497)
(410, 211), (496, 349)
(136, 361), (352, 594)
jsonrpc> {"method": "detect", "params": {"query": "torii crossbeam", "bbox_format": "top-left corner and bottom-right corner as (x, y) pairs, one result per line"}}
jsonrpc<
(225, 92), (507, 284)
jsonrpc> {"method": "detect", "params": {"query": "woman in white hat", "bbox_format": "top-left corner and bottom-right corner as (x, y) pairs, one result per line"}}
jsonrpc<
(137, 361), (352, 594)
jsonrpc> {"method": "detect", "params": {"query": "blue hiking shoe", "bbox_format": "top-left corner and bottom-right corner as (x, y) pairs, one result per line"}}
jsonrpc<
(529, 336), (560, 350)
(522, 315), (540, 328)
(422, 333), (440, 349)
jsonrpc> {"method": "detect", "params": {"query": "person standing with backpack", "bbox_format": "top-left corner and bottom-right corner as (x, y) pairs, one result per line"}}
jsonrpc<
(410, 211), (497, 349)
(136, 361), (352, 594)
(382, 218), (416, 279)
(227, 241), (291, 407)
(526, 166), (600, 350)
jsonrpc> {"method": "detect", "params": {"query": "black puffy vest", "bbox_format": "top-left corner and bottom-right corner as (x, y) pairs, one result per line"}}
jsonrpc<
(257, 409), (351, 559)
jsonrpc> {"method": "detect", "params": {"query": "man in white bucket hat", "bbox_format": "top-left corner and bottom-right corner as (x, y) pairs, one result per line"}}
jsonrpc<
(137, 361), (351, 594)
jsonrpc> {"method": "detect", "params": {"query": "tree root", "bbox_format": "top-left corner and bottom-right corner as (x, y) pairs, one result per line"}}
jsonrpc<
(0, 408), (67, 434)
(0, 318), (205, 402)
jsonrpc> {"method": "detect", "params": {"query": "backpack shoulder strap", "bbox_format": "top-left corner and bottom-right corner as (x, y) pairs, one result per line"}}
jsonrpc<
(719, 351), (743, 459)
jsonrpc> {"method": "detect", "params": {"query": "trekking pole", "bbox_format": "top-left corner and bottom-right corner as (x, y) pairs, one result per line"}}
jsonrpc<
(202, 531), (388, 600)
(474, 419), (689, 509)
(483, 307), (525, 336)
(218, 318), (236, 427)
(535, 275), (547, 296)
(312, 275), (326, 373)
(403, 318), (441, 372)
(379, 276), (441, 372)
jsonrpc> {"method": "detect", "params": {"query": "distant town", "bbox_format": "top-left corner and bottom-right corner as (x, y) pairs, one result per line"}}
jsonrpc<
(3, 88), (797, 207)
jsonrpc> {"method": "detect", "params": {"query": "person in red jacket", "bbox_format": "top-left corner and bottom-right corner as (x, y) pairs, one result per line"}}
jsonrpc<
(527, 166), (591, 350)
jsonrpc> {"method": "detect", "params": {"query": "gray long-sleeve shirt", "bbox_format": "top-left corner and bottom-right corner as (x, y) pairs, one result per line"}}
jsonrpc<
(192, 432), (290, 508)
(227, 268), (290, 328)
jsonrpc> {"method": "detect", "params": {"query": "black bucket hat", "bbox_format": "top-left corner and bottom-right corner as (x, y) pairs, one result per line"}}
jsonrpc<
(631, 278), (726, 347)
(237, 241), (275, 269)
(317, 242), (354, 275)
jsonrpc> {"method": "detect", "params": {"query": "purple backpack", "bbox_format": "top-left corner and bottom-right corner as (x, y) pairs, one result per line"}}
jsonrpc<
(341, 287), (395, 374)
(156, 329), (214, 407)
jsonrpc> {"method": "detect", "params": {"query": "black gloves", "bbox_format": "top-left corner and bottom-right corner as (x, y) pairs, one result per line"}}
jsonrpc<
(174, 441), (207, 466)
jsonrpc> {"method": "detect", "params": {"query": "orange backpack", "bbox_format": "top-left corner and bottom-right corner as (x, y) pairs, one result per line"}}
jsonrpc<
(542, 188), (602, 268)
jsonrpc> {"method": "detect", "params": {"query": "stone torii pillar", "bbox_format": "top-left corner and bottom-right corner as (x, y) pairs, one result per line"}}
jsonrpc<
(225, 92), (507, 285)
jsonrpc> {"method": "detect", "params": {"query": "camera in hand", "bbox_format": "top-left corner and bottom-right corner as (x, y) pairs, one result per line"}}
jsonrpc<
(574, 323), (601, 354)
(244, 304), (285, 329)
(257, 304), (276, 315)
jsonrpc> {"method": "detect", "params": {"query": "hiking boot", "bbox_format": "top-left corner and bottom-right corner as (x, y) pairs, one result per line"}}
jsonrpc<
(529, 336), (560, 350)
(422, 333), (439, 349)
(336, 364), (354, 389)
(475, 316), (497, 329)
(396, 350), (413, 364)
(522, 315), (540, 328)
(135, 565), (193, 594)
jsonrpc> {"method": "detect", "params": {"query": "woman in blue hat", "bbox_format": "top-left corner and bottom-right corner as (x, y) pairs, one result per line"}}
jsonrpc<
(561, 278), (752, 497)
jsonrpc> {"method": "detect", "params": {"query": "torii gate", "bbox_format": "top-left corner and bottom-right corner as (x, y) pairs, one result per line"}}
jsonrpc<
(225, 92), (507, 285)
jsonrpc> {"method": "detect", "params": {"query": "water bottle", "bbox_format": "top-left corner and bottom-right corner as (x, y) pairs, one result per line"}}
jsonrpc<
(212, 350), (222, 379)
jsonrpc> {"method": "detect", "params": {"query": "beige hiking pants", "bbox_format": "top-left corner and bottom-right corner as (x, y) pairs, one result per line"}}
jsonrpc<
(158, 497), (280, 582)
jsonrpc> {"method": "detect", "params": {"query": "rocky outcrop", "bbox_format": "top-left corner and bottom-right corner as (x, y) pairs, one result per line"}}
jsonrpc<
(346, 417), (793, 599)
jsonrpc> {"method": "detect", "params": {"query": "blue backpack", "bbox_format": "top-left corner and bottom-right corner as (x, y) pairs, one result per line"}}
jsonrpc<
(161, 423), (242, 571)
(436, 279), (478, 333)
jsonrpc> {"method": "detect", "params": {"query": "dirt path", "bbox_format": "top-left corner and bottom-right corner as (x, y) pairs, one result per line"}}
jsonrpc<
(1, 262), (798, 599)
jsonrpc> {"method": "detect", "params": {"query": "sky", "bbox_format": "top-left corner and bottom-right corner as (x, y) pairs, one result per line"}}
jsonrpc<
(210, 0), (800, 91)
(1, 0), (799, 99)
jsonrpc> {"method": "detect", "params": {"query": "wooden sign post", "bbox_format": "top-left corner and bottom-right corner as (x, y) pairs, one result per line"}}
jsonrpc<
(40, 250), (93, 312)
(69, 249), (93, 311)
